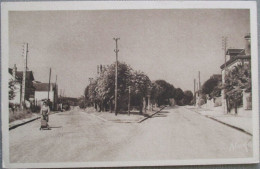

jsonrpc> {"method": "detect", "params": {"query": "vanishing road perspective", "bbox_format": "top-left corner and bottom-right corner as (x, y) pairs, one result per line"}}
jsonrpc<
(10, 106), (252, 163)
(8, 9), (254, 164)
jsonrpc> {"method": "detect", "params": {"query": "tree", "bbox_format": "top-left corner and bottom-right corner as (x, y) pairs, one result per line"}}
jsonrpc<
(224, 63), (251, 114)
(85, 62), (132, 112)
(9, 79), (16, 100)
(151, 80), (175, 106)
(85, 79), (98, 109)
(183, 90), (193, 105)
(174, 88), (184, 105)
(130, 71), (151, 113)
(202, 78), (220, 96)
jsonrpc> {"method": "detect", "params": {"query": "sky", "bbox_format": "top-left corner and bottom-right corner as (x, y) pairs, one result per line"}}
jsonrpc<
(9, 9), (250, 98)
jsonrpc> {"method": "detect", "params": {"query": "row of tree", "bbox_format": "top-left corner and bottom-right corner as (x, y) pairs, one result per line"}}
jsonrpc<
(200, 63), (251, 113)
(82, 62), (194, 113)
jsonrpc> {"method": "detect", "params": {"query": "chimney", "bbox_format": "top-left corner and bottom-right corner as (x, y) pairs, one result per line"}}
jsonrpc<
(244, 33), (251, 55)
(12, 64), (17, 79)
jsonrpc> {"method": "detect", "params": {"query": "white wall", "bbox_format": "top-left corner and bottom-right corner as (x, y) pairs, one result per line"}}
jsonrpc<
(35, 91), (54, 103)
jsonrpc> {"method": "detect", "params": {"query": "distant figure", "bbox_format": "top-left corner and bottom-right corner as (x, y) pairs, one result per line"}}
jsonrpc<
(40, 101), (50, 130)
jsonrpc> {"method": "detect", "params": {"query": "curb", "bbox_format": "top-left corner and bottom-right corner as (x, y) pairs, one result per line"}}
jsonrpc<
(138, 106), (167, 123)
(184, 107), (252, 136)
(9, 116), (40, 130)
(86, 107), (167, 123)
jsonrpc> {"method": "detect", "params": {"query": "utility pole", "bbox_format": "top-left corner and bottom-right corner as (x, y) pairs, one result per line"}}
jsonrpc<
(113, 37), (120, 116)
(55, 75), (57, 86)
(128, 86), (131, 116)
(222, 36), (228, 72)
(198, 71), (201, 91)
(194, 79), (196, 106)
(222, 36), (228, 113)
(47, 68), (52, 102)
(54, 75), (57, 110)
(21, 43), (28, 108)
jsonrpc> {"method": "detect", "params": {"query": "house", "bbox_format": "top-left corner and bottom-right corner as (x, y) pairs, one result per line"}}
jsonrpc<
(220, 34), (251, 110)
(9, 64), (35, 105)
(34, 82), (58, 109)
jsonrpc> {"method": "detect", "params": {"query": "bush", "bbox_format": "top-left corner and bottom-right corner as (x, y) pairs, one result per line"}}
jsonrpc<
(9, 109), (32, 123)
(198, 99), (206, 106)
(79, 101), (86, 109)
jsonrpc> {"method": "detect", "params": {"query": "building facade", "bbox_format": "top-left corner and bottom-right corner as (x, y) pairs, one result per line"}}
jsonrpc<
(220, 34), (251, 111)
(34, 82), (58, 109)
(9, 64), (35, 105)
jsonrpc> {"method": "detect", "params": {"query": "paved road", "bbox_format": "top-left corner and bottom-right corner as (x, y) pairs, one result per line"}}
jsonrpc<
(9, 106), (252, 163)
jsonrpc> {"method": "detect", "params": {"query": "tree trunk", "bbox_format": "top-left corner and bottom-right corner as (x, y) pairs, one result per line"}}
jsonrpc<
(143, 97), (146, 113)
(139, 98), (143, 114)
(234, 101), (238, 114)
(226, 97), (230, 113)
(94, 102), (97, 110)
(109, 100), (112, 113)
(139, 105), (143, 114)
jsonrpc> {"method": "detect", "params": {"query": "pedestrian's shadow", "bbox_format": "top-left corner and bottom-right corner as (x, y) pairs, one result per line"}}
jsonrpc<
(40, 128), (51, 131)
(49, 126), (62, 129)
(151, 113), (168, 118)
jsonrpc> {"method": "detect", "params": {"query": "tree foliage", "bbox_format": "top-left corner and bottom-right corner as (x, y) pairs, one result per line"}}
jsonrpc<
(202, 78), (219, 95)
(174, 88), (184, 105)
(183, 90), (193, 105)
(9, 79), (16, 100)
(202, 76), (222, 99)
(84, 62), (193, 112)
(224, 63), (251, 112)
(151, 80), (175, 106)
(85, 62), (151, 112)
(130, 71), (151, 110)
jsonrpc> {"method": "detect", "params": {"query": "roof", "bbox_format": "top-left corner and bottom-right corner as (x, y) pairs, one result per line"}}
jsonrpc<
(220, 55), (251, 69)
(226, 49), (244, 55)
(9, 68), (34, 81)
(34, 83), (57, 91)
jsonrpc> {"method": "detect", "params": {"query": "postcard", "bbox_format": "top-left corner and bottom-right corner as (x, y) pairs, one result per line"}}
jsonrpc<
(1, 1), (259, 168)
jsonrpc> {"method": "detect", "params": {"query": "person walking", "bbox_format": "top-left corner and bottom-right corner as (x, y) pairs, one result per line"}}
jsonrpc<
(40, 101), (50, 130)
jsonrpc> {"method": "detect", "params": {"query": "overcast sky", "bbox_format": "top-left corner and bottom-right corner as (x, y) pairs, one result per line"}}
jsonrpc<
(9, 9), (250, 98)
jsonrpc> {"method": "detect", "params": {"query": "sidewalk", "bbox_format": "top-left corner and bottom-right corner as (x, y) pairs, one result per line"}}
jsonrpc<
(9, 111), (61, 130)
(9, 113), (40, 130)
(185, 106), (252, 135)
(84, 107), (165, 123)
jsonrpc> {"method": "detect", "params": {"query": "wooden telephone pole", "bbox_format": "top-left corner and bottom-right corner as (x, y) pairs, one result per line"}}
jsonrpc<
(198, 71), (201, 91)
(21, 43), (28, 108)
(194, 79), (196, 106)
(128, 86), (131, 115)
(222, 36), (228, 113)
(47, 68), (52, 102)
(113, 38), (120, 116)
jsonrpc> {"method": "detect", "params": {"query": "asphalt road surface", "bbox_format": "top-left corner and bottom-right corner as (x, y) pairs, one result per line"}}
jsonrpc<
(9, 106), (252, 163)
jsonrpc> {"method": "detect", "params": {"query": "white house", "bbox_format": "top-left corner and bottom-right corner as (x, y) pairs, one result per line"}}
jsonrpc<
(34, 82), (58, 109)
(220, 34), (251, 111)
(9, 64), (35, 105)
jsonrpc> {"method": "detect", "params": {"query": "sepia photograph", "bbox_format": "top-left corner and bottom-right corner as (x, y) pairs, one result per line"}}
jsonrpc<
(1, 1), (259, 168)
